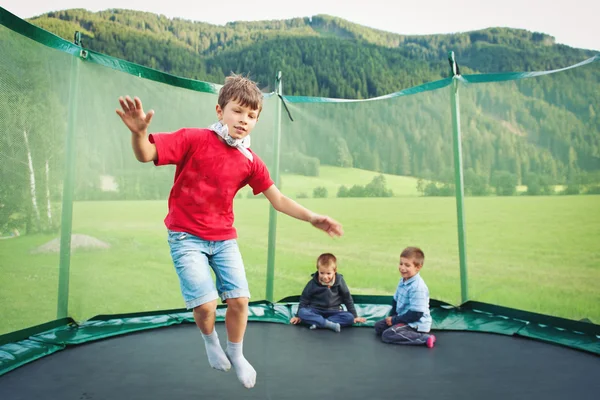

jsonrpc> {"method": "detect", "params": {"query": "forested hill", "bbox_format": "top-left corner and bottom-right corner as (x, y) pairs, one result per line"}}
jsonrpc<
(28, 9), (596, 96)
(20, 9), (600, 188)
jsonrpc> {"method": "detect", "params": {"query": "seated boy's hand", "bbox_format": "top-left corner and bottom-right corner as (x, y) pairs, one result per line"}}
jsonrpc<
(354, 317), (366, 324)
(309, 214), (344, 237)
(290, 317), (301, 324)
(385, 316), (393, 326)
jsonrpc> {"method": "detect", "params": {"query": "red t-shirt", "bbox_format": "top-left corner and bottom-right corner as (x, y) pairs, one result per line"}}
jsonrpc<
(149, 128), (273, 241)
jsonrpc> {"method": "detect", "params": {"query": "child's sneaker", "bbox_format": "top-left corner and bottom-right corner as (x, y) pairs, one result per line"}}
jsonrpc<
(426, 334), (436, 348)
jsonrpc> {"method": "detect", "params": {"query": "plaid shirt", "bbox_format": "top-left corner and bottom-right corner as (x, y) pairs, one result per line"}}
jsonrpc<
(393, 273), (432, 332)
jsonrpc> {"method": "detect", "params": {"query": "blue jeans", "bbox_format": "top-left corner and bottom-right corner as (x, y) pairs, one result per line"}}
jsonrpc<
(167, 230), (250, 309)
(374, 319), (431, 345)
(297, 307), (355, 328)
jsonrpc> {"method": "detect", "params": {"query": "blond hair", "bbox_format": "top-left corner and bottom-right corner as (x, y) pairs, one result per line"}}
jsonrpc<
(316, 253), (337, 270)
(400, 247), (425, 267)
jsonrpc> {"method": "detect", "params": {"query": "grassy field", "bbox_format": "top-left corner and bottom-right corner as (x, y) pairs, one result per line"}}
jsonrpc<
(1, 192), (599, 335)
(240, 166), (421, 198)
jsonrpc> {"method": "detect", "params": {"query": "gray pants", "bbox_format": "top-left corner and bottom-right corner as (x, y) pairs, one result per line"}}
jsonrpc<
(374, 319), (430, 345)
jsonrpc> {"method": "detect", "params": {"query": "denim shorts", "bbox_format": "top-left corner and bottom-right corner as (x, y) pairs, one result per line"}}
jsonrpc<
(167, 230), (250, 309)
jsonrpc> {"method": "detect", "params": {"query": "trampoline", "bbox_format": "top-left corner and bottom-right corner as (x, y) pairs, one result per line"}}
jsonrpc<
(1, 308), (599, 400)
(1, 7), (599, 400)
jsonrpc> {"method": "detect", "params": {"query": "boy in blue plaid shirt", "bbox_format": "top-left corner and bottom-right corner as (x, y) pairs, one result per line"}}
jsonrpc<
(374, 247), (436, 348)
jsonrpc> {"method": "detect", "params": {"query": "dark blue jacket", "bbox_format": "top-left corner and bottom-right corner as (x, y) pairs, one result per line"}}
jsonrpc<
(297, 273), (358, 317)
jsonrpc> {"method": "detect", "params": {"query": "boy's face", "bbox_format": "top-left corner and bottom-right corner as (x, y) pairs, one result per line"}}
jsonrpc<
(317, 264), (336, 284)
(399, 257), (422, 281)
(216, 98), (259, 141)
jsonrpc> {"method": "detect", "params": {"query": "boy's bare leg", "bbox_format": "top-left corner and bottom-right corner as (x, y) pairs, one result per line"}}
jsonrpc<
(193, 300), (218, 334)
(194, 300), (231, 372)
(224, 297), (248, 341)
(224, 297), (256, 389)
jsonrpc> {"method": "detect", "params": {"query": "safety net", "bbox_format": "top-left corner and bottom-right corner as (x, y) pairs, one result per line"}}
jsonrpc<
(0, 7), (598, 374)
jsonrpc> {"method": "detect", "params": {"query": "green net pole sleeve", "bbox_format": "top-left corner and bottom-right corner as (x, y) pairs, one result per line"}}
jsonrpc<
(266, 71), (283, 302)
(448, 51), (469, 304)
(57, 44), (83, 318)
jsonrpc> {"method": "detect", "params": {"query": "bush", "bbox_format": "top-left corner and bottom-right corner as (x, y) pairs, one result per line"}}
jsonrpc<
(337, 175), (393, 198)
(585, 185), (600, 195)
(364, 175), (393, 197)
(492, 170), (518, 196)
(523, 173), (553, 196)
(346, 185), (367, 197)
(423, 182), (454, 197)
(464, 169), (491, 196)
(313, 186), (328, 198)
(560, 184), (580, 195)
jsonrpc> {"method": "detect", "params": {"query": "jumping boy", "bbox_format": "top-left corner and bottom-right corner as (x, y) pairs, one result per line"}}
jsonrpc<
(290, 253), (366, 331)
(374, 247), (436, 348)
(116, 75), (343, 388)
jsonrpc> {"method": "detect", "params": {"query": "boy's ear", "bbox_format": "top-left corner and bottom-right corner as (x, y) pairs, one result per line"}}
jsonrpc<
(215, 104), (223, 120)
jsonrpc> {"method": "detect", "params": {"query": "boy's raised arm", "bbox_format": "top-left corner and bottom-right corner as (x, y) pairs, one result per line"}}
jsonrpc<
(116, 96), (157, 162)
(262, 185), (343, 237)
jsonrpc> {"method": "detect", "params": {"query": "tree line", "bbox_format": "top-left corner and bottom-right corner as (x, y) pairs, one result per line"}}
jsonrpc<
(0, 9), (598, 235)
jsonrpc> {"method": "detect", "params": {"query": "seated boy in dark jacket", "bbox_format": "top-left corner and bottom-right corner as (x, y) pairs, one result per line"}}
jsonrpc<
(290, 253), (366, 332)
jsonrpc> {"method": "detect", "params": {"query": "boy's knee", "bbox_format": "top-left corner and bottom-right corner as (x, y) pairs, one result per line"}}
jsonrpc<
(297, 307), (312, 318)
(225, 297), (248, 312)
(193, 300), (217, 318)
(374, 319), (388, 336)
(381, 326), (404, 343)
(381, 330), (395, 343)
(341, 312), (355, 326)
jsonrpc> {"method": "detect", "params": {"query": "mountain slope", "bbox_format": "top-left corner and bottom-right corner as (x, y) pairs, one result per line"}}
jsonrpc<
(15, 9), (600, 185)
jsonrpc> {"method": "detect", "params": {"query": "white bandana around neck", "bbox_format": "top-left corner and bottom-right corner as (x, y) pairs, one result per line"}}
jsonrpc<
(209, 121), (253, 162)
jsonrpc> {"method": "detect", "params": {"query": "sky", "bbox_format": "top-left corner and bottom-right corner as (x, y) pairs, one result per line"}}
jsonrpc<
(2, 0), (599, 51)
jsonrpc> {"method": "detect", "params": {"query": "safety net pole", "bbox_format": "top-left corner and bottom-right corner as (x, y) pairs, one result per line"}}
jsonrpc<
(56, 33), (83, 318)
(265, 71), (283, 301)
(448, 51), (469, 303)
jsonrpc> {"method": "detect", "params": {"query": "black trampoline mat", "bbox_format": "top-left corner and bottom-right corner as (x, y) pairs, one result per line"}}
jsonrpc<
(1, 322), (598, 400)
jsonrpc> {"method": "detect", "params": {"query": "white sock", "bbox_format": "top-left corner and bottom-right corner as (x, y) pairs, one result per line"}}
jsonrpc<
(201, 330), (231, 372)
(225, 340), (257, 389)
(324, 320), (341, 332)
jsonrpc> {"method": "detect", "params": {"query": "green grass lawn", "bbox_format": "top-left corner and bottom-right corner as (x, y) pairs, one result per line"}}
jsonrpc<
(240, 166), (421, 198)
(1, 193), (599, 335)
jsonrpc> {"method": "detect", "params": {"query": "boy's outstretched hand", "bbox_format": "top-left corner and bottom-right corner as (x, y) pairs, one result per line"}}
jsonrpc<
(309, 214), (344, 237)
(116, 96), (154, 136)
(290, 317), (301, 324)
(354, 317), (367, 323)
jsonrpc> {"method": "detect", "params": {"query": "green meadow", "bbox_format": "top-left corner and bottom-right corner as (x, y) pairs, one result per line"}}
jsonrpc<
(1, 168), (599, 335)
(276, 166), (421, 198)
